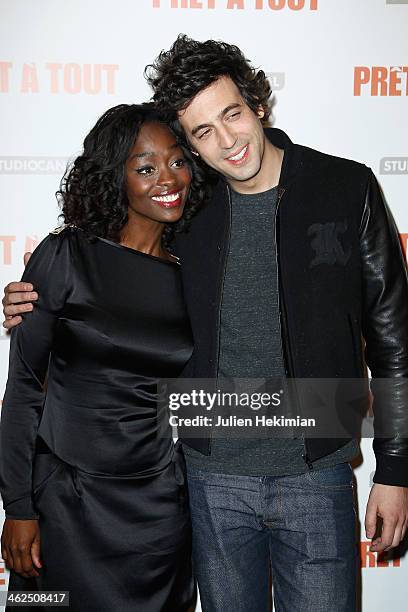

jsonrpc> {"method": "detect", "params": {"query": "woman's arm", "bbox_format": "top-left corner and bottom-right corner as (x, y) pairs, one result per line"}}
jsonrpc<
(1, 519), (41, 578)
(0, 231), (73, 575)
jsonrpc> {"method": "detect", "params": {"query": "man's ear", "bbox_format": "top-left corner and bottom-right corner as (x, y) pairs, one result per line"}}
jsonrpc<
(257, 106), (265, 119)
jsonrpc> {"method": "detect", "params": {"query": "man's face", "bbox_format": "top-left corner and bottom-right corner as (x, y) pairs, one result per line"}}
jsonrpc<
(177, 76), (267, 192)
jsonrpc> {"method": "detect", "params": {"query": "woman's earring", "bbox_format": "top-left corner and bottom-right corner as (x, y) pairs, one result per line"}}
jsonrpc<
(191, 150), (200, 157)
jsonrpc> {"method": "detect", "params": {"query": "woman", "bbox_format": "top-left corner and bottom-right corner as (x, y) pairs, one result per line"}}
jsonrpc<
(0, 103), (207, 611)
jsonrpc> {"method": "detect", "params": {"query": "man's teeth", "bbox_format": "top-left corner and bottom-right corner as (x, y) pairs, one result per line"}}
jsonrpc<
(152, 193), (180, 202)
(228, 146), (247, 161)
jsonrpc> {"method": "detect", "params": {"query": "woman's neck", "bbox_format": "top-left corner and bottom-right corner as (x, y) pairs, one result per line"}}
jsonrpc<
(119, 215), (168, 259)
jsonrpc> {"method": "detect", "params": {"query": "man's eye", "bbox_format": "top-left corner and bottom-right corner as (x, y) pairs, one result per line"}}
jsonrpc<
(136, 166), (155, 175)
(198, 129), (211, 140)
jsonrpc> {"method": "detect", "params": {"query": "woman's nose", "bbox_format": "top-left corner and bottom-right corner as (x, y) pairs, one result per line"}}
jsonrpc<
(157, 167), (177, 189)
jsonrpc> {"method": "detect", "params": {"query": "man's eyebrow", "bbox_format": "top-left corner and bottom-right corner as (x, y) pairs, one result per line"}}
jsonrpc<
(191, 103), (242, 136)
(128, 142), (179, 161)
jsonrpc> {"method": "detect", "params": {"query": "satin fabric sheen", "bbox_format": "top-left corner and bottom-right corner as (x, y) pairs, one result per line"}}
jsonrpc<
(0, 227), (195, 611)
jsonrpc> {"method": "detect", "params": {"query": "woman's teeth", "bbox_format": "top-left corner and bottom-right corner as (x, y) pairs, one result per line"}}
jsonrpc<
(152, 193), (180, 203)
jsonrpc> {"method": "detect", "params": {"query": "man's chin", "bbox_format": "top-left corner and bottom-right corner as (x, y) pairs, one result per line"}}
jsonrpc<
(224, 164), (261, 184)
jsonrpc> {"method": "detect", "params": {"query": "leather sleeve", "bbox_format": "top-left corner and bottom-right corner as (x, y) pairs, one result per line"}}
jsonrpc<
(359, 169), (408, 487)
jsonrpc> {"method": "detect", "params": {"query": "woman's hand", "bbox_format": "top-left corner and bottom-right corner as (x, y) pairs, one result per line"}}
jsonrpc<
(1, 518), (42, 578)
(2, 252), (36, 330)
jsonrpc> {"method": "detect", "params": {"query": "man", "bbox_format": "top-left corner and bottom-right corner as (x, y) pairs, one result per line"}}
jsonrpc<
(3, 36), (408, 611)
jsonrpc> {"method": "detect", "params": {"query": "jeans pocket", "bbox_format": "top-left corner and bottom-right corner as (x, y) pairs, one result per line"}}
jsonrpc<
(306, 462), (353, 490)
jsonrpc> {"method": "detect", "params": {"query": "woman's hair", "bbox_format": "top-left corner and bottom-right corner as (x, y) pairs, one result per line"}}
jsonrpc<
(57, 103), (208, 247)
(145, 35), (272, 121)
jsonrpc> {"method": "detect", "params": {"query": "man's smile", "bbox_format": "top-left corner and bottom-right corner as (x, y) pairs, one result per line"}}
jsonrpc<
(225, 144), (249, 165)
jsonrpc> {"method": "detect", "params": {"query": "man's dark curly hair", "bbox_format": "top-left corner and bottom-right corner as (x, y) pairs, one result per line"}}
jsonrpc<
(145, 35), (271, 121)
(57, 103), (208, 248)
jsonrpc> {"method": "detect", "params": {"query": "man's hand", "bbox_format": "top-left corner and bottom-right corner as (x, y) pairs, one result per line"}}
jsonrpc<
(365, 483), (408, 552)
(2, 252), (36, 330)
(1, 518), (42, 578)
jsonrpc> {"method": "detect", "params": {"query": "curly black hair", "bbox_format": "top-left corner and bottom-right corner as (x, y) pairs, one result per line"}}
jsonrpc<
(145, 35), (271, 121)
(57, 103), (209, 248)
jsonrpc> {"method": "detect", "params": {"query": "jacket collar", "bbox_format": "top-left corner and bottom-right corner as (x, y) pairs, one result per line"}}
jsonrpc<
(264, 127), (303, 187)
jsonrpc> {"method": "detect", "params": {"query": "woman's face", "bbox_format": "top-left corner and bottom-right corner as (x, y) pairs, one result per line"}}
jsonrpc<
(125, 121), (191, 224)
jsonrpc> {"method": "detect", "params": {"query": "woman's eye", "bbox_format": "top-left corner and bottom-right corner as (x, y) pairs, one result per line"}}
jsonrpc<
(172, 158), (186, 168)
(136, 166), (155, 175)
(227, 112), (240, 120)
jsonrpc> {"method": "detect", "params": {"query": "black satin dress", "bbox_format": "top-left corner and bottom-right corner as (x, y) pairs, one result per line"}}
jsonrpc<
(0, 227), (195, 611)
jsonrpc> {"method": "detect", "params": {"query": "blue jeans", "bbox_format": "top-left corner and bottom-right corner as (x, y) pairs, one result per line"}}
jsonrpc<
(186, 463), (357, 612)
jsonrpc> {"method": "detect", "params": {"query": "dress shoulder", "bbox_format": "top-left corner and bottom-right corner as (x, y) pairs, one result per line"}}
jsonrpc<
(49, 223), (81, 236)
(22, 225), (76, 308)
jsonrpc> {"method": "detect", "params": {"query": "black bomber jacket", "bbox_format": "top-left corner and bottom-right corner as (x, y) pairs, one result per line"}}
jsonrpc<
(174, 128), (408, 488)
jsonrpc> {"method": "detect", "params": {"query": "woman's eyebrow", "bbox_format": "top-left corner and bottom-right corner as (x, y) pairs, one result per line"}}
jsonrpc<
(128, 143), (179, 161)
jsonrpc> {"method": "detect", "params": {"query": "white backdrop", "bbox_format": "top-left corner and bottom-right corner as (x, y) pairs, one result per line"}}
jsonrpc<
(1, 0), (407, 609)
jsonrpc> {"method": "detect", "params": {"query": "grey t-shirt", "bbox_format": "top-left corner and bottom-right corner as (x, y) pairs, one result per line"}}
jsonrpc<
(183, 186), (358, 475)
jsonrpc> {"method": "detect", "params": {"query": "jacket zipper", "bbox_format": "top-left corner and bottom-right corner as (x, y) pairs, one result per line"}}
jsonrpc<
(274, 187), (287, 378)
(274, 186), (313, 470)
(215, 183), (232, 378)
(209, 183), (233, 454)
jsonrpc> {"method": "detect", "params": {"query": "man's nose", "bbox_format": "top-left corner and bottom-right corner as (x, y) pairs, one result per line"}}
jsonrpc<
(217, 125), (237, 150)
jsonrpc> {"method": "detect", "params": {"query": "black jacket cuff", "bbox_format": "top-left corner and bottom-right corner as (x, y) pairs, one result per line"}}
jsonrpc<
(373, 452), (408, 487)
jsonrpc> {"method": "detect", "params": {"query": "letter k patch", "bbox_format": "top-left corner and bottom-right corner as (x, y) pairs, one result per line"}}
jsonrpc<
(308, 220), (351, 268)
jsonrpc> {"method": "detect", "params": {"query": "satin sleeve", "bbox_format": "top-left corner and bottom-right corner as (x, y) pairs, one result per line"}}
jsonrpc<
(0, 229), (73, 519)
